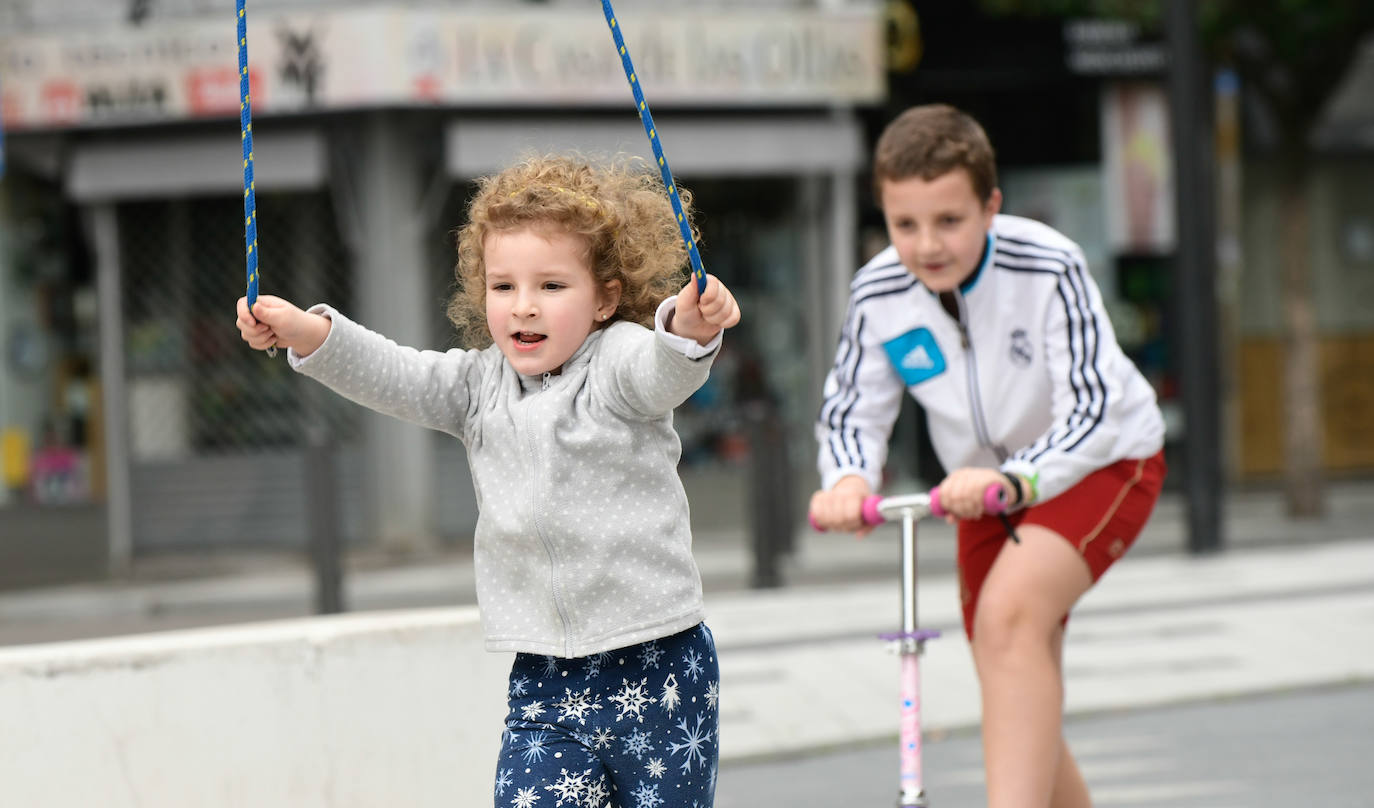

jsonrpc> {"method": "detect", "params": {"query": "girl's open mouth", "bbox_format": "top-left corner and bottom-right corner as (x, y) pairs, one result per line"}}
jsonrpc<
(514, 332), (547, 351)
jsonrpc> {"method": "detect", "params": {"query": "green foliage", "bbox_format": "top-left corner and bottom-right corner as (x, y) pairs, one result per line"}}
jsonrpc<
(1199, 0), (1374, 139)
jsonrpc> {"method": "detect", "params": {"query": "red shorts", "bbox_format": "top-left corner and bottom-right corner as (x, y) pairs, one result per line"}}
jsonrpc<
(956, 451), (1167, 639)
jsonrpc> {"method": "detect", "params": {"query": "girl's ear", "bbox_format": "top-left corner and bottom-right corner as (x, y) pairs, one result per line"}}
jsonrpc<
(598, 279), (622, 320)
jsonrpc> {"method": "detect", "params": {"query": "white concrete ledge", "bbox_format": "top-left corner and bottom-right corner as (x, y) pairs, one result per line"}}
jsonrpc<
(0, 607), (510, 808)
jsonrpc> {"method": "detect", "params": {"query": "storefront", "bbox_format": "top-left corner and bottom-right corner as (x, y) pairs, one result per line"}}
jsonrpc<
(0, 1), (884, 575)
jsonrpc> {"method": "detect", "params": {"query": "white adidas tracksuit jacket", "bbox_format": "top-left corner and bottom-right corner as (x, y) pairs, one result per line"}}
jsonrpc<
(816, 214), (1165, 504)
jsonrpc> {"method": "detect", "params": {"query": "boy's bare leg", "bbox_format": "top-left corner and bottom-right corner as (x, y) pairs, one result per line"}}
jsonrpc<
(1046, 628), (1093, 808)
(1050, 736), (1092, 808)
(971, 525), (1093, 808)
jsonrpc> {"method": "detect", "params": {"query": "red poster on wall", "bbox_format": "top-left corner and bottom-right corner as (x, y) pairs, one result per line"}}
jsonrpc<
(187, 66), (263, 117)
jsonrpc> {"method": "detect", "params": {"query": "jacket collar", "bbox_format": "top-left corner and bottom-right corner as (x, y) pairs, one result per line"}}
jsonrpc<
(514, 325), (606, 393)
(919, 231), (994, 299)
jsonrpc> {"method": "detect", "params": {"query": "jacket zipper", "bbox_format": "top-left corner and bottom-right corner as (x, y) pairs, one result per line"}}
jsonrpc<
(954, 290), (1008, 463)
(524, 385), (572, 654)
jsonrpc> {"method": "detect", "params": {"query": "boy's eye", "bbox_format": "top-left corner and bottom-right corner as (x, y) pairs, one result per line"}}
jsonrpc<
(939, 215), (962, 226)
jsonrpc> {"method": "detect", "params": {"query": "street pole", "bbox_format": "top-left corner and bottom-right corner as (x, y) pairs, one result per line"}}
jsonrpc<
(305, 424), (344, 614)
(1166, 0), (1223, 553)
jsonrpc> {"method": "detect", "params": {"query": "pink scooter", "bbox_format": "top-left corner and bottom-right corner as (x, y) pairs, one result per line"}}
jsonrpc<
(821, 485), (1006, 807)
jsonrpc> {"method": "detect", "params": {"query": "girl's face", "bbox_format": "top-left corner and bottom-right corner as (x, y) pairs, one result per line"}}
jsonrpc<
(484, 227), (619, 377)
(880, 169), (1001, 293)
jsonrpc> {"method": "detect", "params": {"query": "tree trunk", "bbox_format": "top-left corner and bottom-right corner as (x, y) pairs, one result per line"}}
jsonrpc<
(1278, 158), (1325, 517)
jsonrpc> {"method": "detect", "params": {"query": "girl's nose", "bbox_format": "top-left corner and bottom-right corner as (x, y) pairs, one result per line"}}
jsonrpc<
(513, 291), (538, 317)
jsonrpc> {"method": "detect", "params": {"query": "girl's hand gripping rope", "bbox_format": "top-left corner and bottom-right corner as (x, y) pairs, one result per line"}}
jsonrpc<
(236, 295), (332, 358)
(669, 273), (740, 346)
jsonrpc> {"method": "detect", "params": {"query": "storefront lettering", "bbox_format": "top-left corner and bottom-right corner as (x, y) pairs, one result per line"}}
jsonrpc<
(455, 28), (518, 84)
(85, 80), (169, 119)
(456, 25), (657, 88)
(40, 81), (82, 124)
(276, 26), (324, 106)
(58, 36), (225, 71)
(187, 66), (255, 116)
(689, 39), (746, 85)
(2, 7), (882, 126)
(691, 26), (869, 89)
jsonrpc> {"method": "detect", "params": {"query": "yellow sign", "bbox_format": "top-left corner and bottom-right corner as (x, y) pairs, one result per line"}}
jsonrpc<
(2, 427), (30, 489)
(886, 1), (922, 73)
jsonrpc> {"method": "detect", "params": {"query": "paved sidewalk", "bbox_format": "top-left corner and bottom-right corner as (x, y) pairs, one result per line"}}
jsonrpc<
(1, 483), (1372, 764)
(707, 536), (1374, 761)
(4, 480), (1372, 636)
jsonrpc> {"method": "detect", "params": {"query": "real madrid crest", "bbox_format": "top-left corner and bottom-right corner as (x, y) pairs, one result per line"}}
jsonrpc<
(1009, 328), (1033, 367)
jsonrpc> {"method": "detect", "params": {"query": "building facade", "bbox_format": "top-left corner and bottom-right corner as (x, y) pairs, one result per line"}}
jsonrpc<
(0, 0), (883, 581)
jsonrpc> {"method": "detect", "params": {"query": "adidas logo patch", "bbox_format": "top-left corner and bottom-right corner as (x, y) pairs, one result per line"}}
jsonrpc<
(901, 345), (935, 370)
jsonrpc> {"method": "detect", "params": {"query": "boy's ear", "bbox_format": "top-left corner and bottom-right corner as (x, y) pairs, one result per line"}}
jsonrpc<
(598, 279), (622, 318)
(985, 187), (1004, 217)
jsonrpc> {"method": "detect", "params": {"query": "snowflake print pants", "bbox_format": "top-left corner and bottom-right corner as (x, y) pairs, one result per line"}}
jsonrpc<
(494, 623), (720, 808)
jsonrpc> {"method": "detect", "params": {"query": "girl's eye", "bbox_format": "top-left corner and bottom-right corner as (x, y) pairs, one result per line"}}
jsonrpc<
(491, 283), (512, 292)
(543, 282), (564, 291)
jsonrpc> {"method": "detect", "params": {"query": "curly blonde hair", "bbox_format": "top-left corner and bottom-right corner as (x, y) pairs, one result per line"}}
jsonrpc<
(448, 152), (696, 348)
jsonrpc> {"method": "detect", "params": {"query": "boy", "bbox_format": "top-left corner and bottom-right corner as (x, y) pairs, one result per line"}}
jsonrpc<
(809, 104), (1165, 807)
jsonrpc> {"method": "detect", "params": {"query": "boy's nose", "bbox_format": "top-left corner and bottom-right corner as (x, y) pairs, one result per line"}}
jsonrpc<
(915, 229), (941, 256)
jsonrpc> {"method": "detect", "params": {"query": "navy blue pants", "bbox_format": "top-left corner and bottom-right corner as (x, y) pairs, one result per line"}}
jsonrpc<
(494, 623), (720, 808)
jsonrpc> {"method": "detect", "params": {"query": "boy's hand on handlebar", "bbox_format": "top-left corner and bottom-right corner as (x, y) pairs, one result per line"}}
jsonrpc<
(808, 476), (875, 538)
(936, 467), (1019, 522)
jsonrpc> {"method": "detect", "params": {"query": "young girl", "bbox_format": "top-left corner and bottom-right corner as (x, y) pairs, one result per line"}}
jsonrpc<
(237, 153), (739, 808)
(810, 105), (1166, 807)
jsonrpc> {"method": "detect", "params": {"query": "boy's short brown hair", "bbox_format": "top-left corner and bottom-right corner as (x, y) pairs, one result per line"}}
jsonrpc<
(872, 104), (998, 204)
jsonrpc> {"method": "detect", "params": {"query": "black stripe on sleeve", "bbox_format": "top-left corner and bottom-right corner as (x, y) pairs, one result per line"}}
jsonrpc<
(1058, 260), (1107, 452)
(1022, 259), (1107, 463)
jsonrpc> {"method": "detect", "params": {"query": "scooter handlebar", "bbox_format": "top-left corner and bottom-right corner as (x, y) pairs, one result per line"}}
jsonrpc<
(810, 483), (1007, 531)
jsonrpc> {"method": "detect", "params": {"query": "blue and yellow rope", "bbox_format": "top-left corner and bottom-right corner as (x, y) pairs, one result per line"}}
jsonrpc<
(600, 0), (706, 294)
(237, 0), (273, 355)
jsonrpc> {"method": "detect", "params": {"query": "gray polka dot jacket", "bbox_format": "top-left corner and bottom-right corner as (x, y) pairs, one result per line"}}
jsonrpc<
(288, 298), (720, 658)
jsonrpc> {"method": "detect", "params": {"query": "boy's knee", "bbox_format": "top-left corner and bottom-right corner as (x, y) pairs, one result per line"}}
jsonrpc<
(971, 595), (1060, 662)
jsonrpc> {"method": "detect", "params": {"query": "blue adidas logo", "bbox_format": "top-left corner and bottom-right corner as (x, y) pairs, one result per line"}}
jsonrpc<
(883, 328), (946, 386)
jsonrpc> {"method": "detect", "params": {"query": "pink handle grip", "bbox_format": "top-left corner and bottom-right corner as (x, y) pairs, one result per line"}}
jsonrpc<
(930, 484), (1007, 519)
(861, 495), (886, 526)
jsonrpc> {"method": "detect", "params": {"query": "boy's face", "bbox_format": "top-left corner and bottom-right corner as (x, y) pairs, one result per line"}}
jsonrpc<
(484, 227), (619, 377)
(880, 170), (1001, 293)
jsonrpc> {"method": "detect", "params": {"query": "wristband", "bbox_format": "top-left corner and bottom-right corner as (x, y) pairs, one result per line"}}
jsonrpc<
(999, 470), (1025, 507)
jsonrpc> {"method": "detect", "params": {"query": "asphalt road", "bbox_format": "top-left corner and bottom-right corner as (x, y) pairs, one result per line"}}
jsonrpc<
(716, 682), (1374, 808)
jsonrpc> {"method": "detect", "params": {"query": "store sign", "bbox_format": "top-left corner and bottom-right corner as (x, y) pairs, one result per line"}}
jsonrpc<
(0, 7), (883, 130)
(1064, 19), (1165, 77)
